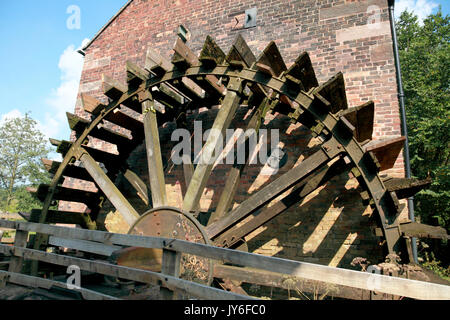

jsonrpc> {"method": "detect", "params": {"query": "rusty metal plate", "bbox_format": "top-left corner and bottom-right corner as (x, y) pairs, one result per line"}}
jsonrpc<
(127, 207), (214, 285)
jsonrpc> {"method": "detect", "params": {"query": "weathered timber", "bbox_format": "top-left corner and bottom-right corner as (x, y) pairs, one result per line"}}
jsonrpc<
(209, 98), (269, 225)
(142, 97), (168, 207)
(78, 150), (140, 227)
(124, 169), (150, 206)
(160, 249), (181, 299)
(182, 78), (243, 212)
(103, 108), (143, 134)
(399, 222), (449, 240)
(8, 230), (28, 273)
(102, 74), (128, 100)
(81, 94), (107, 116)
(126, 60), (149, 88)
(2, 220), (449, 300)
(0, 244), (252, 300)
(314, 72), (348, 114)
(255, 41), (287, 77)
(48, 236), (122, 256)
(384, 177), (432, 200)
(206, 140), (342, 239)
(36, 185), (101, 206)
(213, 265), (371, 300)
(364, 136), (406, 171)
(66, 113), (135, 151)
(340, 101), (374, 142)
(151, 83), (185, 109)
(173, 38), (226, 98)
(226, 34), (257, 68)
(30, 209), (96, 230)
(41, 159), (92, 182)
(0, 271), (119, 300)
(199, 35), (226, 67)
(225, 35), (269, 107)
(214, 159), (349, 248)
(146, 48), (206, 105)
(285, 52), (319, 92)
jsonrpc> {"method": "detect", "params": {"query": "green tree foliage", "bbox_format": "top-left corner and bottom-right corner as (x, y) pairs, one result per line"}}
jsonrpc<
(396, 9), (449, 233)
(0, 113), (51, 212)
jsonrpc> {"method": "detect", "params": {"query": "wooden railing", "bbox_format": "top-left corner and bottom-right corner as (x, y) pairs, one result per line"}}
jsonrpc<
(0, 219), (449, 300)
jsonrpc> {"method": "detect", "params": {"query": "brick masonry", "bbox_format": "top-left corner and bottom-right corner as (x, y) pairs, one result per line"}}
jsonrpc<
(67, 0), (408, 267)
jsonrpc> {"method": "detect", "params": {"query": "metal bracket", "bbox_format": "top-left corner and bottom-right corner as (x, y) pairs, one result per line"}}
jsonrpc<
(245, 8), (258, 29)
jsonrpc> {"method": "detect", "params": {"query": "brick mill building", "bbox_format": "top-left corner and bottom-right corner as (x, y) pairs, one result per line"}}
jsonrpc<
(69, 0), (408, 268)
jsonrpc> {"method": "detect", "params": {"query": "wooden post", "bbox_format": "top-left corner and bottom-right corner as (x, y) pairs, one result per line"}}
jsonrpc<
(160, 248), (181, 300)
(9, 230), (29, 273)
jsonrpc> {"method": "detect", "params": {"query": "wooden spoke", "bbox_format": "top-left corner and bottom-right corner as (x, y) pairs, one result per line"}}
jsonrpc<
(206, 139), (342, 239)
(182, 78), (244, 212)
(213, 158), (349, 248)
(78, 149), (140, 227)
(142, 94), (168, 208)
(208, 98), (270, 226)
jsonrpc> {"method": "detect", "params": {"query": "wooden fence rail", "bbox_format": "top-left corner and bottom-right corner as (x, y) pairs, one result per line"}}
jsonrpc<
(0, 219), (449, 300)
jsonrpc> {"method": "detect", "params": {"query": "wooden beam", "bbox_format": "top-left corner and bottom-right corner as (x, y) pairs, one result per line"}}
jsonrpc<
(0, 244), (252, 300)
(0, 271), (120, 300)
(8, 230), (28, 273)
(48, 236), (122, 256)
(1, 220), (449, 300)
(213, 265), (369, 300)
(399, 222), (449, 240)
(214, 159), (349, 248)
(142, 96), (168, 207)
(206, 143), (338, 239)
(36, 185), (101, 207)
(384, 177), (432, 200)
(160, 249), (181, 299)
(146, 48), (206, 105)
(78, 150), (140, 227)
(124, 169), (150, 206)
(209, 99), (269, 225)
(182, 78), (243, 212)
(30, 209), (96, 230)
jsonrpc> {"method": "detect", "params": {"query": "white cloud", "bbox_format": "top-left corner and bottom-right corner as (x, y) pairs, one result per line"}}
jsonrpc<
(40, 38), (90, 140)
(395, 0), (439, 24)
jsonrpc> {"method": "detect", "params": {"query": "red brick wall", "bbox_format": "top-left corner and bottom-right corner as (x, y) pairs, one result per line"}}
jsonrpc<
(70, 0), (407, 267)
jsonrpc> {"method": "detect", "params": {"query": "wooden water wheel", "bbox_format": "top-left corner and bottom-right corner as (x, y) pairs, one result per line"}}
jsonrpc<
(29, 35), (439, 291)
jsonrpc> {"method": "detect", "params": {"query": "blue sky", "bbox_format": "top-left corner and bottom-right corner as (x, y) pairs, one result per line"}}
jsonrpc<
(0, 0), (448, 146)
